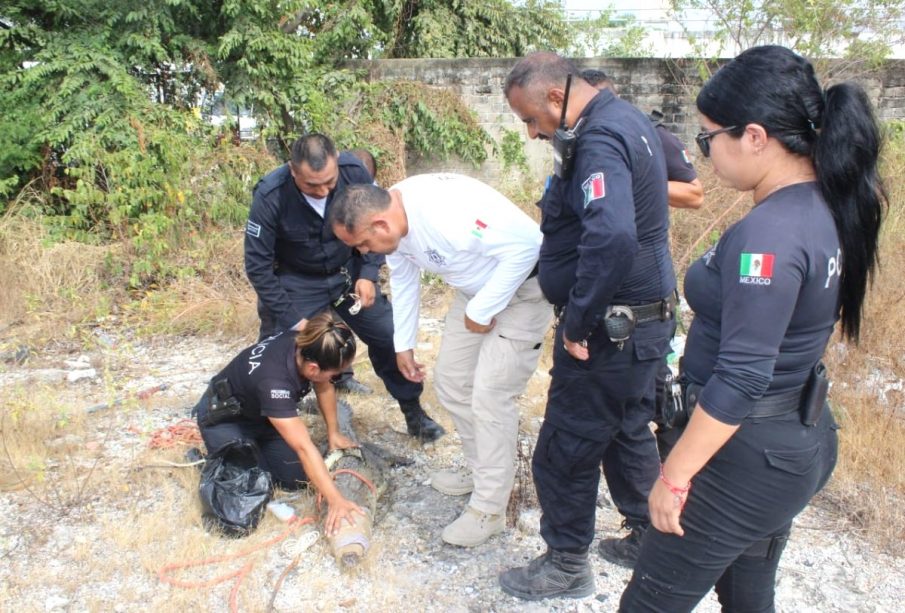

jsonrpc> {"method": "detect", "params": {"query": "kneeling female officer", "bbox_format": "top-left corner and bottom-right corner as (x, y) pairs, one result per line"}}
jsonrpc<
(195, 312), (365, 534)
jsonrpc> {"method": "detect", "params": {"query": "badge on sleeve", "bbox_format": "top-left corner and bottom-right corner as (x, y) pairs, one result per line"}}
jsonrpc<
(246, 220), (262, 238)
(739, 252), (775, 285)
(582, 173), (606, 208)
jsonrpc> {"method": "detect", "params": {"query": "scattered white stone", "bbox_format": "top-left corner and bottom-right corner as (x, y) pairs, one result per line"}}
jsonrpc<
(517, 509), (541, 534)
(64, 358), (91, 369)
(66, 368), (97, 383)
(44, 595), (69, 612)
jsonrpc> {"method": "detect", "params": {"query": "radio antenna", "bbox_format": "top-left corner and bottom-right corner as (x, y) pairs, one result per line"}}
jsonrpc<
(559, 73), (572, 129)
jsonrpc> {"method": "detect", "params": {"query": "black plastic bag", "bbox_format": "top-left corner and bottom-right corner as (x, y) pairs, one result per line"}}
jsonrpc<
(199, 439), (273, 538)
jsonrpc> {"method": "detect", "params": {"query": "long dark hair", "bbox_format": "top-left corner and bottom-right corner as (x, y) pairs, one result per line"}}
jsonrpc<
(697, 45), (886, 342)
(295, 312), (357, 371)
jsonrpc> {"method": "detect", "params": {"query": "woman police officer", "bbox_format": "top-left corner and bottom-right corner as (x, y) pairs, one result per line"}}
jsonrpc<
(195, 312), (365, 535)
(620, 45), (886, 611)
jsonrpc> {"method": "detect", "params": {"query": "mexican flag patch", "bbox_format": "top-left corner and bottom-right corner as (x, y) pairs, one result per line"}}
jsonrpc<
(582, 172), (605, 207)
(739, 253), (775, 278)
(471, 218), (487, 239)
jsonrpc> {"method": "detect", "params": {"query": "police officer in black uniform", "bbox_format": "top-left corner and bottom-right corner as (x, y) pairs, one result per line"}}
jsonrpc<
(498, 52), (676, 600)
(194, 313), (365, 534)
(619, 45), (885, 611)
(244, 133), (444, 442)
(582, 69), (704, 472)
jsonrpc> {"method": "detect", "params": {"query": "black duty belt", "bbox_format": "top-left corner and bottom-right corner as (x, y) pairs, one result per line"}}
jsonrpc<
(685, 383), (804, 419)
(277, 261), (345, 277)
(624, 292), (676, 324)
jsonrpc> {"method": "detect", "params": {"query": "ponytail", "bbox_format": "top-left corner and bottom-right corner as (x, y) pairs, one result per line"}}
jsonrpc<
(814, 82), (888, 342)
(295, 312), (357, 371)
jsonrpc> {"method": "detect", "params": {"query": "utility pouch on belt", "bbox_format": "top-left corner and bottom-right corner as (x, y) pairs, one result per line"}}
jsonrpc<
(603, 305), (635, 349)
(201, 378), (243, 427)
(800, 361), (829, 427)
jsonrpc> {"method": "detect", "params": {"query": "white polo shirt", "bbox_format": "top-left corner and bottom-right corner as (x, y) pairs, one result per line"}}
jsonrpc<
(387, 173), (541, 352)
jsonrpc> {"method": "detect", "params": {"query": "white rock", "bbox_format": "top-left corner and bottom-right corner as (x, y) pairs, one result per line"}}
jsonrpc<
(66, 368), (97, 383)
(517, 509), (541, 534)
(44, 595), (69, 611)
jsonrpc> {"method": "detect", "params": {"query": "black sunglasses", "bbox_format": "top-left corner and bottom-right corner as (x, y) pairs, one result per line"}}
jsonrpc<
(695, 125), (738, 158)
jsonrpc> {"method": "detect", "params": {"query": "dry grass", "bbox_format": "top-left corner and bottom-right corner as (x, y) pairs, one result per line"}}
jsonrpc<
(0, 384), (105, 511)
(125, 231), (259, 340)
(816, 177), (905, 551)
(0, 213), (121, 342)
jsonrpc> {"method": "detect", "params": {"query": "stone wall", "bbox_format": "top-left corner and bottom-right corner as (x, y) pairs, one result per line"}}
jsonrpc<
(350, 57), (905, 182)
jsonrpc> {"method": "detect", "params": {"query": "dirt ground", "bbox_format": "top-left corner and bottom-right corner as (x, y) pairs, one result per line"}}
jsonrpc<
(1, 295), (903, 612)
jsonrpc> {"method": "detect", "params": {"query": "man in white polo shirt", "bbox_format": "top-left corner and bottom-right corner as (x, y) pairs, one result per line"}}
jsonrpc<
(329, 174), (553, 546)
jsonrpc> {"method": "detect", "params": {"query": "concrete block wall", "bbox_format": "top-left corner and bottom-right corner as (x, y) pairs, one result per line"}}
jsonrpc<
(348, 57), (905, 183)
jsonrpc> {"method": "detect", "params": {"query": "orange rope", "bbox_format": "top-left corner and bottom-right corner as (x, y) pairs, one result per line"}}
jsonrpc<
(160, 461), (376, 610)
(148, 419), (203, 449)
(333, 469), (377, 495)
(159, 514), (315, 613)
(315, 468), (378, 511)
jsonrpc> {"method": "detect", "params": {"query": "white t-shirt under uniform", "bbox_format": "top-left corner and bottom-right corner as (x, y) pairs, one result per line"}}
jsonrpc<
(388, 173), (542, 353)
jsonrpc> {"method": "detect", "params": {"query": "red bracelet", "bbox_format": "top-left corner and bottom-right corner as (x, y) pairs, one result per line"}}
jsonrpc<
(659, 465), (691, 508)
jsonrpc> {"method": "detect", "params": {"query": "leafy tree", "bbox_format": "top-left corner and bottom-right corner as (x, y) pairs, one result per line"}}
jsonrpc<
(372, 0), (568, 59)
(563, 9), (654, 58)
(0, 0), (560, 284)
(670, 0), (905, 70)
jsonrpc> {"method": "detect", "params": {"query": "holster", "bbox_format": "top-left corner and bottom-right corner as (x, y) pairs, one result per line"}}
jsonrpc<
(674, 361), (829, 429)
(199, 378), (244, 427)
(800, 361), (829, 426)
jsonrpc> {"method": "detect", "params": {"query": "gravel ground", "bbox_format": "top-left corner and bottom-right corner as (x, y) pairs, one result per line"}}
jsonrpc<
(1, 319), (903, 612)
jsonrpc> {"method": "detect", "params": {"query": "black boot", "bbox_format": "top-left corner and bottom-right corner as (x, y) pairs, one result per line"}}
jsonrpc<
(399, 399), (445, 442)
(598, 521), (647, 569)
(499, 548), (595, 601)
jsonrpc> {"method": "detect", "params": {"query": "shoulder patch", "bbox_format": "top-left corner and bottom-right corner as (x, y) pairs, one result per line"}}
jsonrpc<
(681, 148), (691, 165)
(582, 173), (606, 208)
(270, 389), (292, 400)
(246, 220), (262, 238)
(739, 252), (775, 285)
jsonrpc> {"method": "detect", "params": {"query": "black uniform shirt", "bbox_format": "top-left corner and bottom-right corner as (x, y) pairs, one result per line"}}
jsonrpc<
(683, 182), (841, 425)
(244, 152), (384, 327)
(215, 331), (310, 421)
(656, 125), (697, 184)
(537, 89), (676, 343)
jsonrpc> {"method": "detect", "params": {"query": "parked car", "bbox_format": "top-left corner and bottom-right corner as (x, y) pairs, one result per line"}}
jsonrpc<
(198, 90), (259, 141)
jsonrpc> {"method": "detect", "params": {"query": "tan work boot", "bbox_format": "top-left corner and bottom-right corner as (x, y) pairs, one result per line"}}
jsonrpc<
(441, 506), (505, 547)
(429, 469), (473, 496)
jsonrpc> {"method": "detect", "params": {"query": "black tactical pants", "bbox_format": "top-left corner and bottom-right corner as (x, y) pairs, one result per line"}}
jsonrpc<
(194, 390), (306, 489)
(533, 318), (671, 550)
(619, 405), (838, 612)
